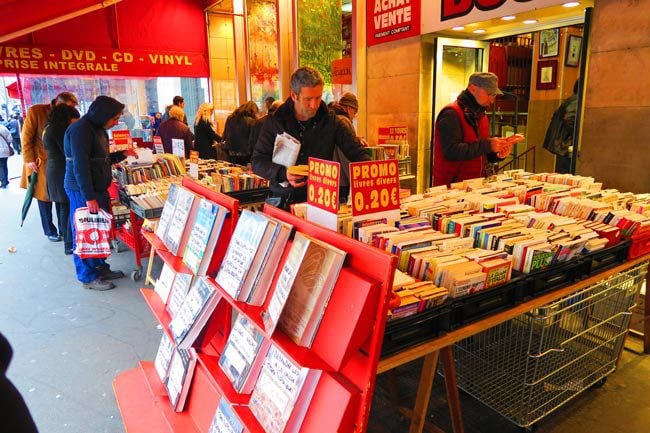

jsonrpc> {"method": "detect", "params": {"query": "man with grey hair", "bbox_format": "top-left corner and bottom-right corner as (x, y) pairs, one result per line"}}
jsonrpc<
(432, 71), (524, 186)
(252, 66), (369, 207)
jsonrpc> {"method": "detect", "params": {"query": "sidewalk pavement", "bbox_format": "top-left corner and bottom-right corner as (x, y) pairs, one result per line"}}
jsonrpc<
(1, 153), (160, 433)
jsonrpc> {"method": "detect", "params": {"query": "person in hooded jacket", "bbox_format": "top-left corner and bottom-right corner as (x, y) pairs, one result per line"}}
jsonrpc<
(64, 95), (126, 291)
(222, 101), (259, 166)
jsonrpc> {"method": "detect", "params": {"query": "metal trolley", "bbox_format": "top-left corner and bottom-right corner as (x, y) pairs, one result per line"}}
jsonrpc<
(450, 262), (648, 429)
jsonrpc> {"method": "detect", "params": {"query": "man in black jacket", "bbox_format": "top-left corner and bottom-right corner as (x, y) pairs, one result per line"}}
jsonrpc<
(251, 66), (369, 205)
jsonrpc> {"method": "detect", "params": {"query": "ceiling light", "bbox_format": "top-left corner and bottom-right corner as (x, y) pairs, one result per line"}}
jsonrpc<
(501, 15), (516, 21)
(342, 3), (352, 12)
(563, 2), (580, 7)
(452, 26), (465, 31)
(473, 29), (486, 34)
(523, 19), (538, 24)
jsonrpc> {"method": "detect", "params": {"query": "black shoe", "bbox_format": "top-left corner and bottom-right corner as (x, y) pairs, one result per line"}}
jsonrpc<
(83, 278), (116, 291)
(48, 234), (63, 242)
(64, 248), (73, 255)
(96, 266), (125, 280)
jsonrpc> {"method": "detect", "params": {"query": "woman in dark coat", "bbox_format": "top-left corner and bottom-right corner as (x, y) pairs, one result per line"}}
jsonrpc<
(43, 104), (80, 255)
(222, 101), (259, 166)
(193, 102), (221, 160)
(157, 105), (193, 158)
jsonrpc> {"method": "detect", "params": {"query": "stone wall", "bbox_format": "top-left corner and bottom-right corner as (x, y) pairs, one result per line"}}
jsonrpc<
(579, 0), (650, 192)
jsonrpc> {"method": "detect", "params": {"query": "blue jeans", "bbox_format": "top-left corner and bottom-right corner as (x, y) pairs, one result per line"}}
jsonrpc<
(37, 200), (60, 237)
(66, 189), (109, 283)
(0, 157), (8, 186)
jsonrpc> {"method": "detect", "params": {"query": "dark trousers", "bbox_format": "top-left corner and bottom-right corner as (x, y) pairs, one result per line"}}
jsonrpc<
(37, 199), (61, 237)
(555, 155), (572, 174)
(12, 137), (21, 154)
(55, 201), (72, 251)
(0, 158), (8, 186)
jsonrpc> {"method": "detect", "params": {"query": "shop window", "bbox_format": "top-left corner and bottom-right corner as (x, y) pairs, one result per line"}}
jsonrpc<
(247, 0), (280, 110)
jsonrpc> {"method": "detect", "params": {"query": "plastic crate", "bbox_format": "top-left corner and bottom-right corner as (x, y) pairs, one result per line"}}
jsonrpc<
(130, 202), (163, 219)
(519, 258), (588, 300)
(580, 239), (631, 277)
(629, 228), (650, 259)
(398, 156), (411, 176)
(225, 188), (271, 204)
(382, 306), (452, 357)
(449, 276), (524, 328)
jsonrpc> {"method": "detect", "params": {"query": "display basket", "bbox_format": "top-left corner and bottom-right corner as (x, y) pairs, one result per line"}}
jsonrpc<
(449, 261), (648, 428)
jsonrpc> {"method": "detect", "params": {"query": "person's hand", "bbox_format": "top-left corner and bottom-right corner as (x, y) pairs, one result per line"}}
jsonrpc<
(26, 161), (38, 172)
(359, 137), (369, 147)
(86, 199), (100, 214)
(286, 172), (307, 188)
(506, 134), (525, 145)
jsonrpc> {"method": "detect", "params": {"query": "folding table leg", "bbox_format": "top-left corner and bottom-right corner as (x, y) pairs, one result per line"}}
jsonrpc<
(440, 346), (464, 433)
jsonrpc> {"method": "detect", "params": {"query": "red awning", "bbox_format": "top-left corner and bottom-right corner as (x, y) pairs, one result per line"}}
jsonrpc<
(0, 0), (209, 77)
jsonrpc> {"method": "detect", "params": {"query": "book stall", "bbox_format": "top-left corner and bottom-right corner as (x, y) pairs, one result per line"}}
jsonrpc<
(110, 150), (270, 280)
(335, 168), (650, 432)
(112, 153), (650, 433)
(113, 177), (397, 433)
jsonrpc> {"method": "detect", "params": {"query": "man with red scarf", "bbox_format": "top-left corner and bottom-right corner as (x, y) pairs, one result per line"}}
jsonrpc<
(432, 72), (524, 186)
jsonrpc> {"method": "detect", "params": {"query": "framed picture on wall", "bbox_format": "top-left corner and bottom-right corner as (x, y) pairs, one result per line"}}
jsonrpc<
(565, 35), (583, 67)
(536, 60), (558, 90)
(539, 28), (559, 58)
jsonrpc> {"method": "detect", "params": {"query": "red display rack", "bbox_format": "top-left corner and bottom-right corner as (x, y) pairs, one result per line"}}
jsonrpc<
(113, 178), (397, 433)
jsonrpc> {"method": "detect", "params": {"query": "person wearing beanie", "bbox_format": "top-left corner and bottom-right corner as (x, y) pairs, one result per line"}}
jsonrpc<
(64, 95), (127, 291)
(432, 72), (524, 186)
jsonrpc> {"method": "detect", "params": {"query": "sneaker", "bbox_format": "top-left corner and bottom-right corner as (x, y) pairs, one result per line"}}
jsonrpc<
(47, 234), (63, 242)
(96, 266), (125, 280)
(83, 278), (116, 291)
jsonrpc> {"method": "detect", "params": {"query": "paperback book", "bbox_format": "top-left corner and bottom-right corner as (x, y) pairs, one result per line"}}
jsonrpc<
(249, 345), (321, 433)
(164, 347), (197, 412)
(219, 314), (267, 393)
(153, 331), (175, 383)
(169, 277), (221, 349)
(182, 198), (228, 275)
(208, 397), (244, 433)
(166, 273), (193, 318)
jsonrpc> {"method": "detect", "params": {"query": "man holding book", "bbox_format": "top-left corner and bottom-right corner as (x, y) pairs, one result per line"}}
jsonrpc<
(432, 72), (524, 186)
(251, 66), (370, 208)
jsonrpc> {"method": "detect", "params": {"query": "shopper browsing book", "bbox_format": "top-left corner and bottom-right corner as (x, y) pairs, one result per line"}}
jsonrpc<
(432, 72), (525, 186)
(251, 66), (370, 208)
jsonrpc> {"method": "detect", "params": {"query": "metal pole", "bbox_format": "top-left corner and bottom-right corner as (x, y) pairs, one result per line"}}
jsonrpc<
(571, 7), (592, 175)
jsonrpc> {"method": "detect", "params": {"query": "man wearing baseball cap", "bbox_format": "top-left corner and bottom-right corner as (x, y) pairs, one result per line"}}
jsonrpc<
(432, 71), (524, 186)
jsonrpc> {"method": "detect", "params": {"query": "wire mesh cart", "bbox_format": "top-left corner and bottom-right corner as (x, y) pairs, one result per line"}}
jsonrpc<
(450, 261), (648, 429)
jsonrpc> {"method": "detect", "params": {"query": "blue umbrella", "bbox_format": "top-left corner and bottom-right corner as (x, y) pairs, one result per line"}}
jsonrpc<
(20, 172), (38, 227)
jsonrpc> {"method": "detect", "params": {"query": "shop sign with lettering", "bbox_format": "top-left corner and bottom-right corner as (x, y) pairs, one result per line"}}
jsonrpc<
(350, 159), (401, 221)
(367, 0), (421, 47)
(378, 126), (408, 145)
(0, 45), (209, 77)
(306, 158), (340, 231)
(110, 130), (133, 153)
(422, 0), (564, 34)
(332, 57), (352, 85)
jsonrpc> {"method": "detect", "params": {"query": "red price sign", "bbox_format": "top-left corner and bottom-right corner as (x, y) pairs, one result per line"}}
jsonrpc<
(350, 160), (400, 218)
(307, 158), (339, 213)
(110, 130), (133, 152)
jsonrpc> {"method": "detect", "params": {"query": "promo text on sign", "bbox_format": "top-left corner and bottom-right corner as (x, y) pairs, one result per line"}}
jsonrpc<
(350, 160), (400, 217)
(308, 158), (340, 213)
(373, 0), (412, 37)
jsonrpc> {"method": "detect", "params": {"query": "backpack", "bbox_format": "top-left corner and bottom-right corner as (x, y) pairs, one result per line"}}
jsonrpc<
(542, 99), (574, 157)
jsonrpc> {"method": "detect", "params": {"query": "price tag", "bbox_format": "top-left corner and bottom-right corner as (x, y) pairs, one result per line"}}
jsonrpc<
(306, 158), (339, 231)
(171, 138), (185, 158)
(153, 136), (164, 154)
(189, 150), (199, 179)
(110, 130), (133, 152)
(307, 158), (339, 212)
(350, 159), (400, 221)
